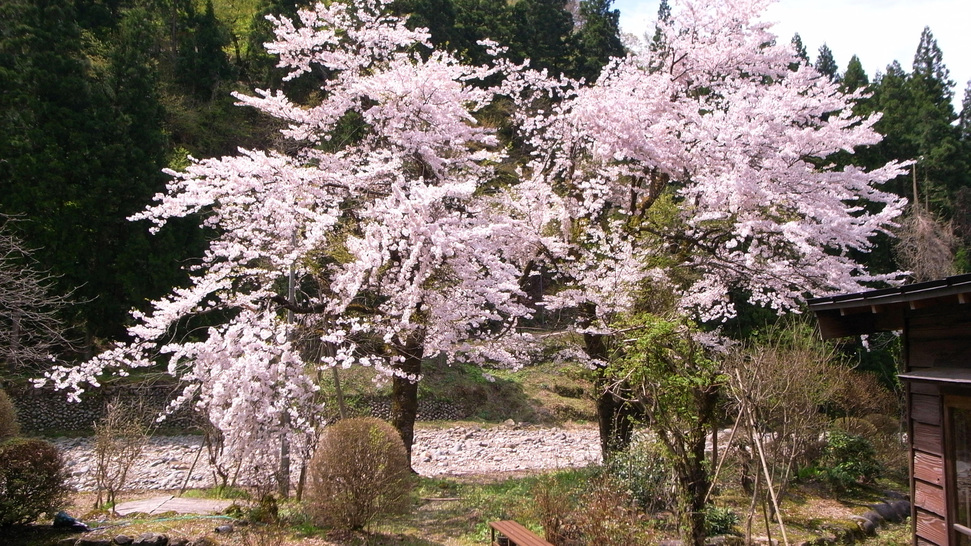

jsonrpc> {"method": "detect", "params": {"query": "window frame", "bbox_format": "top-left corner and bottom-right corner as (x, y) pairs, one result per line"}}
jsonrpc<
(944, 393), (971, 544)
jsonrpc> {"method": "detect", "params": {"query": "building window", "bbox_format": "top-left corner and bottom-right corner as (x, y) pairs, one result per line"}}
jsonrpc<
(948, 398), (971, 544)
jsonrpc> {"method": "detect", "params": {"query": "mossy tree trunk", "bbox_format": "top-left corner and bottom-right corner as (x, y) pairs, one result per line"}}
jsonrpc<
(581, 303), (639, 458)
(391, 332), (425, 470)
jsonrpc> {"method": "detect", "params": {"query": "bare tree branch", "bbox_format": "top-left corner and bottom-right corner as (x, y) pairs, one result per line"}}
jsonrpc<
(0, 215), (76, 373)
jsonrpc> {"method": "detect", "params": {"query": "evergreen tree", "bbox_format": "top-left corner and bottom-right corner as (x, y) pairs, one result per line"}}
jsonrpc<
(841, 54), (869, 93)
(788, 33), (809, 71)
(912, 26), (954, 103)
(392, 0), (458, 50)
(907, 27), (964, 211)
(649, 0), (671, 54)
(0, 0), (197, 348)
(574, 0), (625, 82)
(815, 43), (839, 81)
(959, 80), (971, 141)
(244, 0), (304, 89)
(790, 33), (809, 64)
(648, 0), (672, 72)
(509, 0), (577, 77)
(176, 0), (234, 101)
(451, 0), (514, 66)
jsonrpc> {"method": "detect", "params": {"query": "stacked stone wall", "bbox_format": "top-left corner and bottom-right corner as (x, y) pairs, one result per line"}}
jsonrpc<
(5, 382), (203, 434)
(4, 383), (467, 435)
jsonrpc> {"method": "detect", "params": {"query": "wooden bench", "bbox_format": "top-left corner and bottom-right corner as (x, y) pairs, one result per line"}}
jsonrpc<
(489, 520), (553, 546)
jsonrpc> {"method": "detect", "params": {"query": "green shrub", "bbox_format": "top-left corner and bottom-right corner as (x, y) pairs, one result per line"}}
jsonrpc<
(304, 417), (413, 531)
(0, 438), (70, 526)
(603, 436), (675, 513)
(705, 505), (739, 536)
(0, 389), (18, 441)
(819, 430), (881, 491)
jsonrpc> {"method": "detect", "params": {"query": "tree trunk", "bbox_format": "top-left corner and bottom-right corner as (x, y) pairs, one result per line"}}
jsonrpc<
(595, 377), (638, 456)
(683, 384), (720, 546)
(391, 334), (424, 470)
(584, 324), (638, 457)
(682, 434), (711, 546)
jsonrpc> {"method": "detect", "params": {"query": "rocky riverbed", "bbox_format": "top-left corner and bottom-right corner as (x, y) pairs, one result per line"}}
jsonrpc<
(51, 423), (602, 492)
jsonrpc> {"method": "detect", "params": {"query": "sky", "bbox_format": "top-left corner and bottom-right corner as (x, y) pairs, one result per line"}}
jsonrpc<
(613, 0), (970, 103)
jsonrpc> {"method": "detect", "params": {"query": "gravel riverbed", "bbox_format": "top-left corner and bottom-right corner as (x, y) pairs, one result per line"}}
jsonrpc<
(51, 424), (602, 492)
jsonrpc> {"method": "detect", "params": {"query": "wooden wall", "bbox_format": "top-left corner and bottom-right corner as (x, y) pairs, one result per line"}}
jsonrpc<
(911, 381), (947, 545)
(906, 304), (971, 545)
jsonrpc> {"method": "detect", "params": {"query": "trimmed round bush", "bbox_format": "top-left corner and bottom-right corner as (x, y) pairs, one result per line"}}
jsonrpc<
(305, 417), (413, 530)
(0, 438), (70, 526)
(0, 388), (19, 441)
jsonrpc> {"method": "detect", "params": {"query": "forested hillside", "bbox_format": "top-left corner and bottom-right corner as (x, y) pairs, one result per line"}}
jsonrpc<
(1, 0), (970, 368)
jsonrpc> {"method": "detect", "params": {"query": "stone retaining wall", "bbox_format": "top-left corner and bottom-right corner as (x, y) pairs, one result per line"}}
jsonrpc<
(6, 382), (204, 434)
(5, 382), (468, 434)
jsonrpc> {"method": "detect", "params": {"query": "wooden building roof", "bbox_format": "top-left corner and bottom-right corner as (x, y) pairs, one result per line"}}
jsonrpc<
(808, 273), (971, 340)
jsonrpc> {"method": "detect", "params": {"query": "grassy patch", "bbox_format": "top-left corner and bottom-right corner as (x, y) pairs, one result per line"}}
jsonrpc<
(316, 359), (596, 425)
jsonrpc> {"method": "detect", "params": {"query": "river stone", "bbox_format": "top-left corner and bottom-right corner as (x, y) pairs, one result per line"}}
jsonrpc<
(870, 502), (897, 523)
(78, 539), (112, 546)
(132, 533), (168, 546)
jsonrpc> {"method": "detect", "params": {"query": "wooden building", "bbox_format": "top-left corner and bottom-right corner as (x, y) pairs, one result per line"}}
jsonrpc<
(809, 274), (971, 545)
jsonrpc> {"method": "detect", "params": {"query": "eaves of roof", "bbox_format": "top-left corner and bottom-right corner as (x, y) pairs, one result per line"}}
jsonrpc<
(808, 273), (971, 339)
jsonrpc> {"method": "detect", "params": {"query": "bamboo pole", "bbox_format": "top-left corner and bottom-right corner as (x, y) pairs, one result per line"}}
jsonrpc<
(735, 370), (790, 546)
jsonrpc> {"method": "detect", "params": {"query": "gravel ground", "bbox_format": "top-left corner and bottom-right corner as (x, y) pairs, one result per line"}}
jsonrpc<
(51, 423), (602, 492)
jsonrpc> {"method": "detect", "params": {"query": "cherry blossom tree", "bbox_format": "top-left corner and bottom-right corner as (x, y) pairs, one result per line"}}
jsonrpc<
(39, 0), (536, 481)
(507, 0), (908, 456)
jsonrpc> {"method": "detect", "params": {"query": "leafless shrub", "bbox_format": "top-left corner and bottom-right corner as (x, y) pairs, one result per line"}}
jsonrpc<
(93, 398), (152, 510)
(723, 321), (907, 505)
(567, 473), (654, 545)
(531, 472), (658, 546)
(199, 421), (238, 490)
(723, 324), (845, 495)
(830, 373), (907, 477)
(531, 475), (576, 544)
(830, 370), (901, 419)
(0, 215), (75, 374)
(895, 207), (957, 282)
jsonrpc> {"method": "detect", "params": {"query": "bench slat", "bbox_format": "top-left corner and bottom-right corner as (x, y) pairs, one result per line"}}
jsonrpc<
(489, 520), (553, 546)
